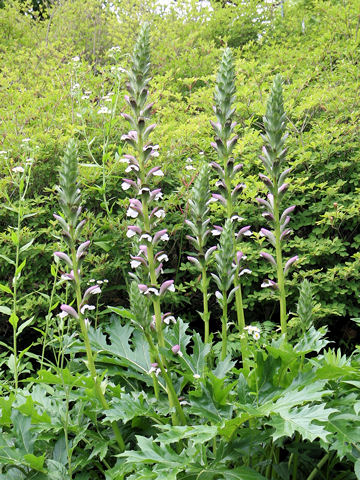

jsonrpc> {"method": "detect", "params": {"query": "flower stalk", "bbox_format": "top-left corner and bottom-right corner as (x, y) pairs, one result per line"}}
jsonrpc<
(54, 140), (125, 451)
(258, 75), (298, 339)
(186, 163), (214, 343)
(211, 48), (251, 368)
(121, 24), (186, 425)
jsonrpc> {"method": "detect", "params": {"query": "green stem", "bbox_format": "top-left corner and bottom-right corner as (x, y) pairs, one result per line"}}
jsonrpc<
(41, 263), (59, 370)
(12, 190), (23, 392)
(201, 266), (210, 343)
(234, 273), (250, 375)
(70, 244), (125, 452)
(306, 453), (329, 480)
(145, 332), (186, 426)
(273, 187), (287, 338)
(221, 293), (228, 361)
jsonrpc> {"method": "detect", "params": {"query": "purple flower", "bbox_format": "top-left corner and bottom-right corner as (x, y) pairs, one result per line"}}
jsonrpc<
(54, 251), (73, 268)
(76, 241), (90, 260)
(280, 205), (296, 222)
(187, 256), (201, 268)
(159, 280), (175, 295)
(260, 251), (277, 267)
(236, 226), (252, 240)
(261, 279), (278, 289)
(171, 344), (181, 355)
(205, 246), (217, 261)
(260, 228), (276, 247)
(82, 285), (101, 303)
(284, 255), (298, 275)
(127, 225), (142, 238)
(153, 229), (168, 244)
(60, 304), (79, 319)
(212, 193), (226, 206)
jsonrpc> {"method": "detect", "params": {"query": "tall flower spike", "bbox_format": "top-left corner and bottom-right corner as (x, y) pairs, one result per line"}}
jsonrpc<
(54, 140), (125, 451)
(121, 26), (186, 427)
(186, 163), (213, 343)
(211, 219), (238, 360)
(259, 75), (298, 339)
(211, 48), (250, 370)
(56, 139), (81, 228)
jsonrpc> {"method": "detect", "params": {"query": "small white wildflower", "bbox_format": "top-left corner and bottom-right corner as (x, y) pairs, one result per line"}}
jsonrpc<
(97, 106), (111, 115)
(0, 151), (7, 155)
(185, 165), (196, 171)
(89, 279), (95, 283)
(193, 374), (201, 379)
(253, 331), (261, 340)
(127, 207), (139, 218)
(81, 95), (90, 100)
(12, 166), (24, 173)
(22, 138), (31, 143)
(126, 229), (137, 238)
(199, 151), (204, 155)
(72, 56), (80, 62)
(160, 233), (169, 241)
(103, 279), (109, 283)
(72, 83), (80, 89)
(97, 280), (103, 285)
(121, 182), (131, 191)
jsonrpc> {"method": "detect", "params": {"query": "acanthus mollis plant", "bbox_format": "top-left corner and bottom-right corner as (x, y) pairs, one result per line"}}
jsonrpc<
(211, 219), (238, 360)
(210, 48), (251, 368)
(53, 139), (125, 452)
(258, 74), (298, 339)
(186, 163), (216, 344)
(120, 24), (186, 426)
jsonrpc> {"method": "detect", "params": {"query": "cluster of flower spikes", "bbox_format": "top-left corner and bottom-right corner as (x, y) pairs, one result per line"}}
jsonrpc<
(257, 75), (298, 287)
(120, 24), (174, 308)
(53, 140), (101, 321)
